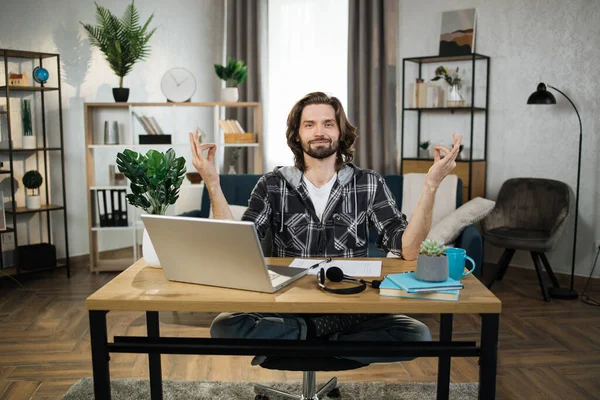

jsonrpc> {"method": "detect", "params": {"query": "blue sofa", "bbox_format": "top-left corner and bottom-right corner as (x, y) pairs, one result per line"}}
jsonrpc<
(183, 174), (482, 277)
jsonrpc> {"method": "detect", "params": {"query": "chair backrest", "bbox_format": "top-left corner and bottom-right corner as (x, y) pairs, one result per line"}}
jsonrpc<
(489, 178), (570, 231)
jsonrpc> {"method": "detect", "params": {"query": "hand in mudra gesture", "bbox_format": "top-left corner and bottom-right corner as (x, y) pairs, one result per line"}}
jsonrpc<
(189, 130), (219, 190)
(425, 133), (463, 189)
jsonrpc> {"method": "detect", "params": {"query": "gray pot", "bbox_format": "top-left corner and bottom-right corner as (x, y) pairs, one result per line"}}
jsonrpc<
(416, 254), (448, 282)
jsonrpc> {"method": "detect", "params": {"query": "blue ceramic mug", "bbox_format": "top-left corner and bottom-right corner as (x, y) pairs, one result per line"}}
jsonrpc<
(445, 248), (475, 281)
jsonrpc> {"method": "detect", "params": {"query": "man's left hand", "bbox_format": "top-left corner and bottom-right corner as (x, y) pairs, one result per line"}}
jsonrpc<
(425, 133), (463, 190)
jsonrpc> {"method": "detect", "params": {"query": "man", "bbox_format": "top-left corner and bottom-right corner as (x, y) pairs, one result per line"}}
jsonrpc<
(188, 91), (462, 365)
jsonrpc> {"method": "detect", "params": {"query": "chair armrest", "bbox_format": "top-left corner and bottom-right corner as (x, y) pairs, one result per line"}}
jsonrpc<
(454, 224), (482, 277)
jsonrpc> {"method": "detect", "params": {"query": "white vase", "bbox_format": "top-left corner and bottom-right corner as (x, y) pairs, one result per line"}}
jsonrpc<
(221, 87), (239, 103)
(26, 195), (40, 209)
(142, 228), (161, 268)
(22, 136), (36, 149)
(447, 85), (465, 107)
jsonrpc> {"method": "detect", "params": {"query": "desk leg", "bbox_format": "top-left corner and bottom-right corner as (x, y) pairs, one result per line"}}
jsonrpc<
(89, 310), (111, 400)
(436, 314), (453, 400)
(479, 313), (499, 400)
(147, 311), (163, 400)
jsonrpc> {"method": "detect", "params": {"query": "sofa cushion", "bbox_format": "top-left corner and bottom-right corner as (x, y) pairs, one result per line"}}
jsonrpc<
(427, 197), (496, 245)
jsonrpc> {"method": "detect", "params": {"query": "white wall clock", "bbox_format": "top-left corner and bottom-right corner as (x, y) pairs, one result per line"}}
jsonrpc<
(161, 67), (196, 102)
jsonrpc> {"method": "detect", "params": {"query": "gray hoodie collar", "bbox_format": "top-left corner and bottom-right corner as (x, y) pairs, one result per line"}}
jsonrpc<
(275, 163), (358, 188)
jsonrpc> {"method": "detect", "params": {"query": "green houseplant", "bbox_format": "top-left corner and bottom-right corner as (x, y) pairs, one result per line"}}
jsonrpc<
(214, 57), (248, 102)
(419, 140), (430, 158)
(23, 170), (43, 209)
(416, 239), (449, 282)
(116, 148), (186, 268)
(80, 0), (157, 102)
(21, 99), (35, 149)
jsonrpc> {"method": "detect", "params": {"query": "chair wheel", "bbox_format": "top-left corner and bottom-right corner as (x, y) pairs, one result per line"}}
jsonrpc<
(327, 387), (341, 398)
(255, 395), (269, 400)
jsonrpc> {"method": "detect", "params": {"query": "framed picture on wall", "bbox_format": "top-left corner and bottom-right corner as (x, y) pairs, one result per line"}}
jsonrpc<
(0, 191), (5, 231)
(439, 8), (477, 56)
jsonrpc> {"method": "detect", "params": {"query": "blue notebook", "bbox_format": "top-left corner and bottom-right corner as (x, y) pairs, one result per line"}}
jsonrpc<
(379, 278), (459, 301)
(387, 272), (463, 293)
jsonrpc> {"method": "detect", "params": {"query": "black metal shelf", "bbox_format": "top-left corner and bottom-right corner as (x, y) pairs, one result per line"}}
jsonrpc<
(6, 205), (65, 215)
(403, 157), (485, 162)
(0, 227), (14, 234)
(404, 107), (486, 112)
(401, 52), (490, 201)
(404, 53), (490, 64)
(0, 48), (58, 59)
(0, 147), (63, 152)
(0, 86), (59, 92)
(0, 47), (70, 278)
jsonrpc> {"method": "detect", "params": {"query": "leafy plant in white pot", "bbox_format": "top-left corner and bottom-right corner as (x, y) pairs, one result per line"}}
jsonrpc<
(214, 57), (247, 102)
(23, 170), (43, 209)
(116, 148), (186, 268)
(415, 239), (449, 282)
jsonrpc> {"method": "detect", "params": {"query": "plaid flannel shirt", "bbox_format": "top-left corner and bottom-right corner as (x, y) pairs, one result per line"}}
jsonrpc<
(242, 163), (408, 258)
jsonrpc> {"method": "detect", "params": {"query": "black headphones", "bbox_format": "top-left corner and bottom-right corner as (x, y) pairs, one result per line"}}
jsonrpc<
(317, 266), (382, 295)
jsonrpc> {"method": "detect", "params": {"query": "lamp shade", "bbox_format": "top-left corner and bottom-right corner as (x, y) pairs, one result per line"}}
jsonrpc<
(527, 82), (557, 104)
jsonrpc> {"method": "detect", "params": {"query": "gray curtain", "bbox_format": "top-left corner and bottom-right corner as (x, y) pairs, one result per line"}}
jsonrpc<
(347, 0), (398, 174)
(224, 0), (264, 174)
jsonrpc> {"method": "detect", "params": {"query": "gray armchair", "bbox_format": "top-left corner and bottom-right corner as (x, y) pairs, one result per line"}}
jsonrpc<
(482, 178), (571, 301)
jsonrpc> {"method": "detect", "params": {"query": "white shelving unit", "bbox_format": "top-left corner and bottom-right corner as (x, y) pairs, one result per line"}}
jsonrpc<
(84, 101), (262, 272)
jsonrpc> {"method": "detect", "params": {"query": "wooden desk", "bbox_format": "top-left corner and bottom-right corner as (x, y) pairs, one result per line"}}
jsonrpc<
(87, 258), (501, 400)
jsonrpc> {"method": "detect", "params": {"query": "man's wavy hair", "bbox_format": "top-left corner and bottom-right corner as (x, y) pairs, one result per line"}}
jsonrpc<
(286, 92), (358, 171)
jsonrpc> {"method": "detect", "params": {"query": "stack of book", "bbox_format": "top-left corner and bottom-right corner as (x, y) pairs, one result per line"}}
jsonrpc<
(379, 272), (464, 301)
(219, 119), (255, 144)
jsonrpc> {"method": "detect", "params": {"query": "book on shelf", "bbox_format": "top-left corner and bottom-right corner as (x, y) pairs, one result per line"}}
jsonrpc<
(379, 278), (460, 301)
(218, 119), (245, 133)
(133, 112), (165, 135)
(409, 80), (446, 108)
(386, 272), (464, 293)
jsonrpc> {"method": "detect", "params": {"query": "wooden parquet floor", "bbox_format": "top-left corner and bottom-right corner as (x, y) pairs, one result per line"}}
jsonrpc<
(0, 260), (599, 400)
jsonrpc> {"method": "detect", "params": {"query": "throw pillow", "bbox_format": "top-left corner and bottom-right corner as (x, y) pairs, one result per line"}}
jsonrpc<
(427, 197), (496, 244)
(208, 205), (248, 221)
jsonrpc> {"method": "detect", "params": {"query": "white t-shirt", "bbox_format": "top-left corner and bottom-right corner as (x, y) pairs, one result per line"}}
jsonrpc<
(303, 173), (337, 221)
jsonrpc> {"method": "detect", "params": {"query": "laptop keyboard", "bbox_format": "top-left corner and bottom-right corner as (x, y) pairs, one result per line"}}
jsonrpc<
(268, 270), (290, 287)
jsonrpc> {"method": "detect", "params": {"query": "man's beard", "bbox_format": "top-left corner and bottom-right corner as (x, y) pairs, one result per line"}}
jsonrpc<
(302, 138), (339, 159)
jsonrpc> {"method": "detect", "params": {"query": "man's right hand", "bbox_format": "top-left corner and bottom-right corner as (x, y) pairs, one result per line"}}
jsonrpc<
(189, 130), (220, 191)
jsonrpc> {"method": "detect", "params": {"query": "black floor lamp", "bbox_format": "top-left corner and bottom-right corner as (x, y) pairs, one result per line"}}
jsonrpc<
(527, 83), (581, 300)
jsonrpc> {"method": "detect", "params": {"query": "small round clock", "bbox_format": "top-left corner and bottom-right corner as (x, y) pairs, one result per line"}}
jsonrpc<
(33, 66), (49, 85)
(160, 67), (196, 102)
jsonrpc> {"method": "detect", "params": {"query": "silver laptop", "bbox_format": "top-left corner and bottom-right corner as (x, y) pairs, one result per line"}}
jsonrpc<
(141, 215), (308, 293)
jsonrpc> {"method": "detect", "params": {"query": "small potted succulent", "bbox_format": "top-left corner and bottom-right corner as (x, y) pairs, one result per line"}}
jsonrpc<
(419, 140), (430, 159)
(23, 170), (43, 209)
(214, 57), (248, 102)
(415, 239), (448, 282)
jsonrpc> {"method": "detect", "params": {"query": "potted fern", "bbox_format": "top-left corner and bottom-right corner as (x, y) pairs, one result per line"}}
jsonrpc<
(80, 0), (157, 102)
(23, 170), (43, 209)
(116, 148), (186, 267)
(214, 57), (248, 102)
(416, 239), (449, 282)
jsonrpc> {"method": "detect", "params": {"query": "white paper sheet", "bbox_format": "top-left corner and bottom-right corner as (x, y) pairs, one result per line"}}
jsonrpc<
(289, 258), (382, 277)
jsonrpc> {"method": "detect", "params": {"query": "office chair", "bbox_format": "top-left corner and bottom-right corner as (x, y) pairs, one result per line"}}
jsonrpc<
(254, 357), (367, 399)
(482, 178), (570, 301)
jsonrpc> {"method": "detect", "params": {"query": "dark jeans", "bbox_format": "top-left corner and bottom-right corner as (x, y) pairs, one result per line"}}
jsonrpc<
(210, 312), (432, 365)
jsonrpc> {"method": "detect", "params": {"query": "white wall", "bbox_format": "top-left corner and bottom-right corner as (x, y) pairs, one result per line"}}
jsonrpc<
(399, 0), (600, 277)
(0, 0), (224, 262)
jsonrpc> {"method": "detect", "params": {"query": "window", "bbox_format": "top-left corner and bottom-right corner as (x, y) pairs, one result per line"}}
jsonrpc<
(265, 0), (348, 171)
